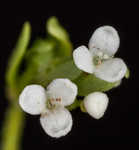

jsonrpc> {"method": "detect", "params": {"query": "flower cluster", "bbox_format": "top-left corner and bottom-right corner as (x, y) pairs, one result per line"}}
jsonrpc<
(19, 25), (127, 138)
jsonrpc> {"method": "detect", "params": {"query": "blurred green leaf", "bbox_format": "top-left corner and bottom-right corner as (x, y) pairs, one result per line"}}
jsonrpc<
(18, 39), (55, 90)
(76, 74), (119, 96)
(42, 59), (82, 86)
(47, 17), (69, 41)
(6, 22), (31, 88)
(46, 17), (72, 57)
(25, 39), (55, 68)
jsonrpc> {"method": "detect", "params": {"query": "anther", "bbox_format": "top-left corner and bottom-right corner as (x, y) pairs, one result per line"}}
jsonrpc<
(56, 98), (61, 101)
(51, 98), (55, 101)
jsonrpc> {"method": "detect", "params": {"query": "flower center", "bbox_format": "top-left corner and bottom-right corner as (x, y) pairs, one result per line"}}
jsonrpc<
(46, 98), (61, 109)
(93, 51), (109, 66)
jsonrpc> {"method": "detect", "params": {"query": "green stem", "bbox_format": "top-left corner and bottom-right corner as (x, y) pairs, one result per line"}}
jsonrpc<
(1, 103), (25, 150)
(66, 99), (82, 111)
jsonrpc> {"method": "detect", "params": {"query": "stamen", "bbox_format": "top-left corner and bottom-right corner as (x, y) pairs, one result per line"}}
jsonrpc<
(46, 98), (62, 109)
(97, 60), (102, 65)
(59, 98), (61, 101)
(93, 56), (101, 66)
(93, 51), (110, 66)
(56, 98), (61, 101)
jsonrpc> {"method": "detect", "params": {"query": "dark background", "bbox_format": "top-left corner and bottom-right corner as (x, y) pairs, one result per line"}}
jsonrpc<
(0, 2), (138, 149)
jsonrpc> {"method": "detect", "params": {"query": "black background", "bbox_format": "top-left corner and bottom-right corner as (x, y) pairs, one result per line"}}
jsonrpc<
(0, 2), (138, 149)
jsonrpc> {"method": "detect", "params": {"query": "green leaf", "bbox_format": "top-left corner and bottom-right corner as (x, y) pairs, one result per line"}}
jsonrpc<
(6, 22), (31, 88)
(47, 17), (68, 41)
(75, 74), (119, 96)
(42, 59), (82, 86)
(46, 16), (72, 57)
(25, 39), (55, 68)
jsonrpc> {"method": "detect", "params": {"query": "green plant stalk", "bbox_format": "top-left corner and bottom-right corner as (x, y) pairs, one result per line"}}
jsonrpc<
(1, 22), (31, 150)
(5, 22), (31, 93)
(1, 103), (25, 150)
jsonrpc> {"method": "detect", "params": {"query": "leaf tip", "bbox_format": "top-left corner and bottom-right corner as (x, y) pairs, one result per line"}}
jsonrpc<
(23, 21), (31, 35)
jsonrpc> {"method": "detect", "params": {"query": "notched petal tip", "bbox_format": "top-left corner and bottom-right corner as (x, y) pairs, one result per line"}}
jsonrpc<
(89, 26), (120, 56)
(84, 92), (109, 119)
(73, 45), (94, 74)
(19, 85), (47, 115)
(46, 78), (77, 106)
(40, 107), (72, 138)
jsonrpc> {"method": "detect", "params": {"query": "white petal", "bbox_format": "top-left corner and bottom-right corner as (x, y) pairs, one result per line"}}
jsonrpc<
(94, 58), (127, 82)
(84, 92), (109, 119)
(46, 79), (77, 106)
(89, 26), (120, 56)
(19, 85), (47, 115)
(40, 106), (72, 138)
(73, 45), (94, 73)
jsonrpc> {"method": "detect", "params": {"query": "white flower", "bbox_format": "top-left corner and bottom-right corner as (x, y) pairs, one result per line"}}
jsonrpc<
(73, 26), (127, 82)
(19, 78), (77, 138)
(83, 92), (109, 119)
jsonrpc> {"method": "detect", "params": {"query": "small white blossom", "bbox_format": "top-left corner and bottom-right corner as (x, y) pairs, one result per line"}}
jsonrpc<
(19, 78), (77, 138)
(73, 26), (127, 82)
(83, 92), (109, 119)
